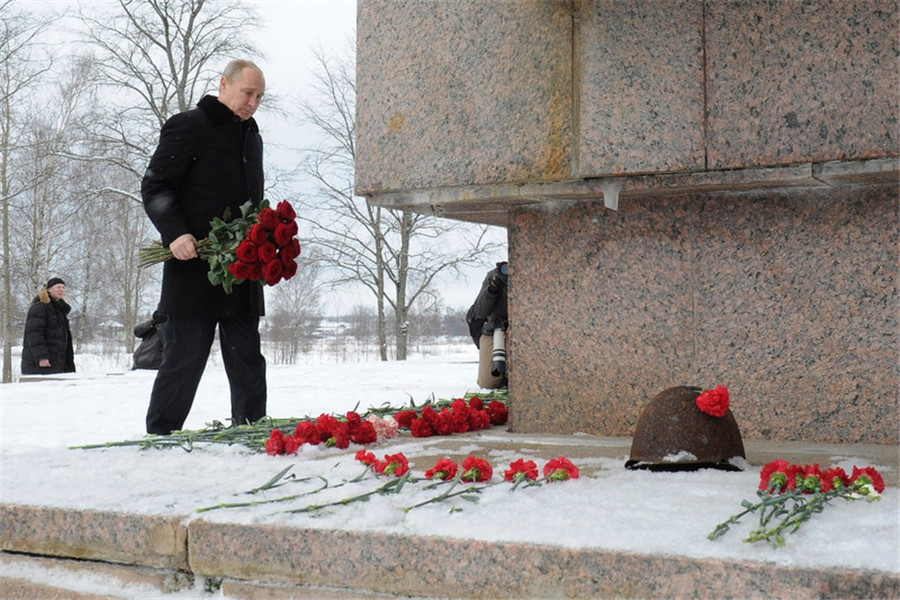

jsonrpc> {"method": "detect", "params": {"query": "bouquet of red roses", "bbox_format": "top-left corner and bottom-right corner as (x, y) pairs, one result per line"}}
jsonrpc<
(139, 199), (301, 293)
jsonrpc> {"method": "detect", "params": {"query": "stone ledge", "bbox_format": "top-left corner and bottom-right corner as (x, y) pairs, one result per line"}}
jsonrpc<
(188, 521), (900, 600)
(0, 504), (188, 570)
(366, 157), (899, 226)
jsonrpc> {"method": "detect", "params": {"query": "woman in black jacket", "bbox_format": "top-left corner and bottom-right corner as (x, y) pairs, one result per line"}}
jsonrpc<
(21, 277), (76, 375)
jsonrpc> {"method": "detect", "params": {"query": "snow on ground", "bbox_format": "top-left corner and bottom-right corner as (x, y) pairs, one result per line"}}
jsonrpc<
(1, 343), (898, 584)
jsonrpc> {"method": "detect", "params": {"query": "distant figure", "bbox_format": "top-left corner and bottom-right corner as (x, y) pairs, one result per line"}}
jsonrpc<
(141, 59), (268, 434)
(132, 309), (167, 370)
(466, 261), (509, 389)
(21, 277), (76, 375)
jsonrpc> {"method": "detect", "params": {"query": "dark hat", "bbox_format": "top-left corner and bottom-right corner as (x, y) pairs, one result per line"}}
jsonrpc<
(46, 277), (66, 289)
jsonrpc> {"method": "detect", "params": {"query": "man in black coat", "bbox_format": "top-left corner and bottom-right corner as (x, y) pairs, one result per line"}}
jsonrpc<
(21, 277), (76, 375)
(141, 59), (268, 435)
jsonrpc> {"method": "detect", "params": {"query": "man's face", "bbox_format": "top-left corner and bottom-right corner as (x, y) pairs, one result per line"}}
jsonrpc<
(48, 284), (66, 300)
(218, 67), (266, 121)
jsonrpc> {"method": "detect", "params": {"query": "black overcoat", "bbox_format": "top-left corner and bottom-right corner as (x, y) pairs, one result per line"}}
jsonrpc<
(21, 294), (76, 375)
(142, 95), (265, 318)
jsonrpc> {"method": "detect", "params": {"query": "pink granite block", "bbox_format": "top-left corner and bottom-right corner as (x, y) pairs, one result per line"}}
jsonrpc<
(356, 0), (573, 194)
(692, 185), (899, 444)
(705, 0), (899, 169)
(578, 0), (706, 175)
(508, 184), (898, 444)
(188, 522), (899, 599)
(0, 504), (188, 569)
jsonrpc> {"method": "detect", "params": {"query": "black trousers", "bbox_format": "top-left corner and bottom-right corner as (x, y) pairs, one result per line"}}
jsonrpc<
(146, 314), (267, 434)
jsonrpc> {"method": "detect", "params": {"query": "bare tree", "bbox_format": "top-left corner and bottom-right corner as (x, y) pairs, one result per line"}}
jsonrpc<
(263, 253), (324, 364)
(0, 2), (57, 381)
(70, 0), (261, 340)
(298, 42), (504, 361)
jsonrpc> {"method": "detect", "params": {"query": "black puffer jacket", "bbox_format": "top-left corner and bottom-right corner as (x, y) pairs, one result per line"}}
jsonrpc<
(21, 289), (76, 375)
(466, 262), (509, 348)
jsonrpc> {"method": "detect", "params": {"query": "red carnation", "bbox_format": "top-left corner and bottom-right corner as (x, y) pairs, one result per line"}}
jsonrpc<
(758, 459), (795, 492)
(235, 240), (258, 263)
(293, 421), (321, 446)
(375, 453), (409, 477)
(425, 458), (459, 481)
(264, 259), (283, 286)
(850, 465), (886, 493)
(258, 207), (280, 230)
(283, 434), (302, 455)
(696, 385), (729, 417)
(410, 417), (434, 438)
(543, 456), (580, 481)
(276, 199), (297, 221)
(394, 410), (417, 428)
(821, 466), (849, 492)
(349, 421), (378, 445)
(468, 397), (484, 411)
(487, 400), (508, 425)
(461, 456), (493, 482)
(265, 429), (285, 455)
(356, 450), (378, 466)
(505, 458), (538, 482)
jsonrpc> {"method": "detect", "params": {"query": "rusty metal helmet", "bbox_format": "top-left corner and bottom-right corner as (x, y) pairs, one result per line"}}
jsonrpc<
(625, 385), (746, 471)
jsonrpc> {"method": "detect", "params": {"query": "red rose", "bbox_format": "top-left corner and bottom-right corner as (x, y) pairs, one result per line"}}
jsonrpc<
(696, 385), (729, 417)
(248, 223), (269, 246)
(281, 238), (301, 259)
(461, 456), (493, 482)
(264, 259), (283, 286)
(258, 242), (277, 264)
(543, 456), (579, 481)
(274, 223), (294, 246)
(281, 259), (298, 280)
(249, 261), (264, 281)
(425, 458), (459, 480)
(235, 240), (258, 263)
(228, 260), (253, 280)
(258, 207), (280, 230)
(504, 458), (538, 482)
(276, 199), (297, 221)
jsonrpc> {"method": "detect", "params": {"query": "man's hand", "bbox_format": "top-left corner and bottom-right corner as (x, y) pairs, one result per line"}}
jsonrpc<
(39, 359), (50, 367)
(170, 233), (198, 260)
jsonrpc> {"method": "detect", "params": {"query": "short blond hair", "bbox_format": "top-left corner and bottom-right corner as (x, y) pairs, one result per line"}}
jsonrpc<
(222, 59), (263, 82)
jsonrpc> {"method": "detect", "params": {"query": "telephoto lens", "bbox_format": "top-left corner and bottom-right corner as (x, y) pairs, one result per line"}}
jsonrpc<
(491, 328), (506, 377)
